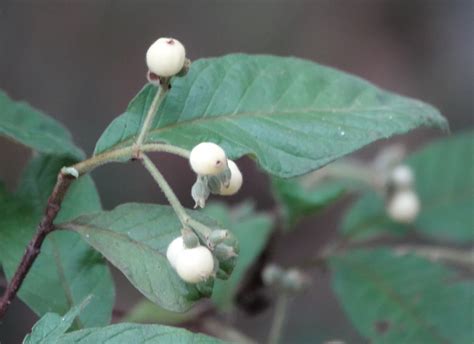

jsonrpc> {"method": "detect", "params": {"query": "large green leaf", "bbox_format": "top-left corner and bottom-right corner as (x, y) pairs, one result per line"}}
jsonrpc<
(94, 54), (447, 178)
(0, 90), (84, 159)
(0, 156), (114, 327)
(272, 177), (346, 229)
(342, 132), (474, 242)
(202, 202), (273, 310)
(58, 203), (220, 312)
(330, 248), (474, 343)
(24, 298), (223, 344)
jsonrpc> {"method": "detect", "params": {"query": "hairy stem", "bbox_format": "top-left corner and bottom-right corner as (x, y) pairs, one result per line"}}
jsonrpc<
(267, 293), (289, 344)
(72, 143), (190, 176)
(135, 83), (170, 147)
(0, 172), (75, 318)
(140, 153), (189, 225)
(140, 154), (215, 242)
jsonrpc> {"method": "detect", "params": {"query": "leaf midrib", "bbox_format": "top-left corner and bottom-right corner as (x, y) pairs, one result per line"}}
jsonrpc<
(99, 103), (438, 154)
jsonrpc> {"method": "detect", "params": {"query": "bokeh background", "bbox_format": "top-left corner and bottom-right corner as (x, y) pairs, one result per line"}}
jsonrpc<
(1, 0), (473, 343)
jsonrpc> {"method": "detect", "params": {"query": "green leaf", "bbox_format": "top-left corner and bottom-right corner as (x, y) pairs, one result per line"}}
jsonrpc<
(0, 155), (114, 327)
(24, 298), (223, 344)
(272, 177), (346, 229)
(330, 248), (474, 343)
(202, 202), (273, 310)
(24, 296), (92, 344)
(58, 323), (224, 343)
(0, 90), (84, 159)
(341, 191), (408, 241)
(94, 54), (446, 178)
(406, 131), (474, 242)
(342, 132), (474, 242)
(58, 203), (220, 312)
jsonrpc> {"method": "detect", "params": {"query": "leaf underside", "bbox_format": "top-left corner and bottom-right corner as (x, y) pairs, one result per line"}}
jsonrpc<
(0, 90), (84, 159)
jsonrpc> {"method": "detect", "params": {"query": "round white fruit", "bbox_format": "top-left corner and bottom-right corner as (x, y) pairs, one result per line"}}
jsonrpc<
(390, 165), (414, 189)
(189, 142), (227, 176)
(146, 37), (186, 77)
(220, 160), (243, 195)
(166, 236), (185, 269)
(175, 246), (214, 283)
(387, 190), (420, 223)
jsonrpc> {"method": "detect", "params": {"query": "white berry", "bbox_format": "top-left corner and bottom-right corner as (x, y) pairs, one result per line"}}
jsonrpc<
(175, 246), (214, 284)
(387, 190), (421, 223)
(220, 160), (243, 195)
(189, 142), (227, 176)
(146, 37), (186, 78)
(166, 236), (185, 269)
(390, 165), (414, 189)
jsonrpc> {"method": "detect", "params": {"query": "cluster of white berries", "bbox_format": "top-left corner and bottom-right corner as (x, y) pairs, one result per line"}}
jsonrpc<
(145, 37), (189, 85)
(385, 165), (420, 223)
(166, 236), (214, 284)
(189, 142), (243, 208)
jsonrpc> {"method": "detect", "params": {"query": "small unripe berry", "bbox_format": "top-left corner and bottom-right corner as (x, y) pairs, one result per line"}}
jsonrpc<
(189, 142), (227, 176)
(386, 190), (420, 223)
(166, 236), (185, 269)
(219, 160), (243, 196)
(175, 246), (214, 283)
(390, 165), (414, 189)
(146, 38), (186, 78)
(262, 264), (284, 286)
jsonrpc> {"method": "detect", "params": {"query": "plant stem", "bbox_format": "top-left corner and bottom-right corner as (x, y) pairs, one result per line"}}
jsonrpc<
(140, 154), (215, 243)
(0, 172), (75, 319)
(142, 143), (190, 159)
(301, 160), (379, 190)
(393, 245), (474, 268)
(267, 293), (289, 344)
(140, 153), (189, 225)
(135, 83), (170, 147)
(71, 143), (189, 176)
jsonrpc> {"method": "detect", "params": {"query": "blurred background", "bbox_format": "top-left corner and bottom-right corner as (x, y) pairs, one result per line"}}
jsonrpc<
(0, 0), (473, 343)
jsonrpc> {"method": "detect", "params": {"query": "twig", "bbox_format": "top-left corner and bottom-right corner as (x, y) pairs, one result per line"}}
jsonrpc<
(71, 143), (190, 176)
(0, 172), (75, 318)
(393, 245), (474, 268)
(267, 293), (289, 344)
